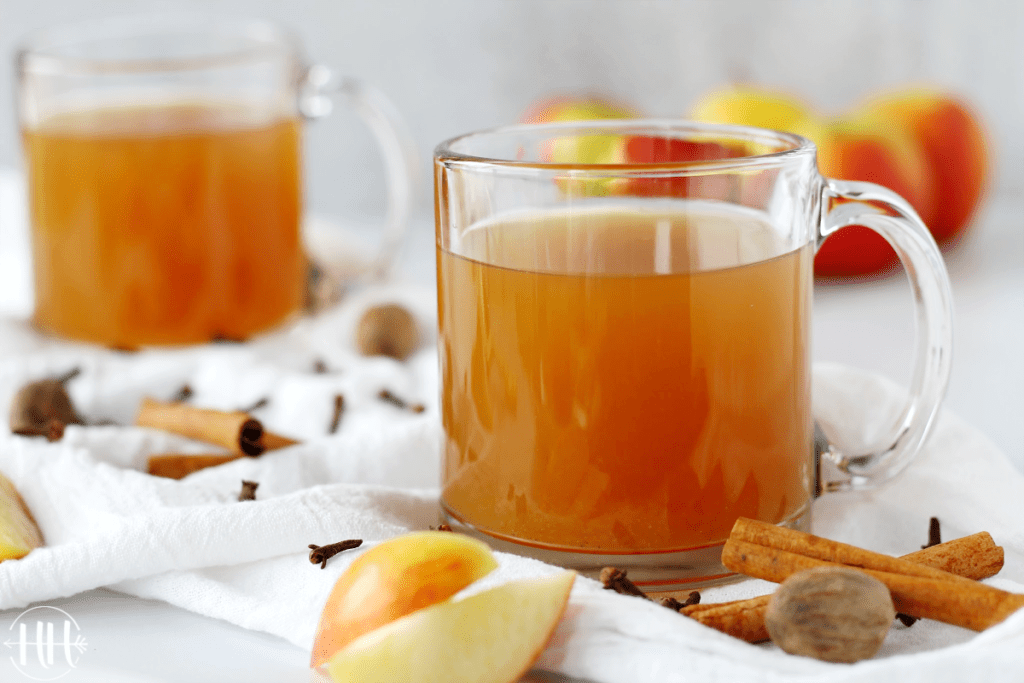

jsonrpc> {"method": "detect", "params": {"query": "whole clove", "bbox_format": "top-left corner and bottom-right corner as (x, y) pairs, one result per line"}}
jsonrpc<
(170, 384), (194, 403)
(599, 567), (650, 600)
(308, 539), (363, 569)
(923, 517), (942, 549)
(9, 368), (84, 440)
(899, 517), (944, 627)
(378, 388), (425, 414)
(238, 397), (269, 413)
(658, 591), (701, 612)
(238, 480), (259, 501)
(328, 394), (345, 434)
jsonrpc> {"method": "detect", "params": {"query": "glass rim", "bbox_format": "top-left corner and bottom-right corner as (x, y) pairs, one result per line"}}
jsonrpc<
(15, 14), (302, 76)
(434, 119), (815, 174)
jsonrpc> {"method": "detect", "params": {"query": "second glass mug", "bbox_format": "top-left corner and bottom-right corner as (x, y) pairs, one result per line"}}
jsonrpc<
(434, 121), (952, 588)
(16, 15), (415, 347)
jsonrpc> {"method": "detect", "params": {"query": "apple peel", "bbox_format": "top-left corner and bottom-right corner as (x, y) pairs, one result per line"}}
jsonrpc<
(323, 570), (576, 683)
(311, 531), (499, 667)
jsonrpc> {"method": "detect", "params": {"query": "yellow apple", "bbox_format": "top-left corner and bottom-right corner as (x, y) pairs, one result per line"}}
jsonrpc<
(691, 86), (811, 132)
(521, 95), (639, 196)
(0, 471), (43, 561)
(310, 531), (499, 668)
(521, 95), (638, 127)
(323, 570), (576, 683)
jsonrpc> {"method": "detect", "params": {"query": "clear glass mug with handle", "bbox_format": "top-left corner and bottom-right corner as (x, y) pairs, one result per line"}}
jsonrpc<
(16, 14), (415, 348)
(434, 121), (952, 588)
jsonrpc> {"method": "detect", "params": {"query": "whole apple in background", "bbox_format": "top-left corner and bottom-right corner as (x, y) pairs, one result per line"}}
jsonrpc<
(690, 84), (989, 277)
(310, 531), (498, 668)
(520, 95), (638, 168)
(691, 86), (811, 133)
(324, 570), (576, 683)
(789, 113), (937, 276)
(856, 89), (989, 245)
(520, 94), (639, 126)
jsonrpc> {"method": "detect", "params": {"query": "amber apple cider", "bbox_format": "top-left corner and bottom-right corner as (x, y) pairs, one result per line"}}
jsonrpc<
(438, 203), (813, 553)
(24, 102), (304, 347)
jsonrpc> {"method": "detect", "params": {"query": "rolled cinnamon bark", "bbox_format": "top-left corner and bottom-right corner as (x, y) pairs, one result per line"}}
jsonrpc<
(681, 531), (1005, 642)
(261, 431), (300, 452)
(147, 453), (243, 479)
(136, 398), (263, 456)
(721, 527), (1024, 632)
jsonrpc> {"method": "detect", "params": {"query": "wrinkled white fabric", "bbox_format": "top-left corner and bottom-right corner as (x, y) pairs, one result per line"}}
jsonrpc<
(0, 284), (1021, 683)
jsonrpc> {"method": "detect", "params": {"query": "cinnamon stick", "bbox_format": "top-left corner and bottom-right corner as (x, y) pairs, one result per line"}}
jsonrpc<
(721, 524), (1024, 632)
(136, 398), (263, 456)
(147, 453), (243, 479)
(684, 531), (1005, 642)
(260, 431), (300, 452)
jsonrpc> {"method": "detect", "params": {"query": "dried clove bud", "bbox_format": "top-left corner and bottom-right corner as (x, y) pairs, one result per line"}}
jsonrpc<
(308, 539), (363, 569)
(765, 567), (895, 663)
(658, 591), (700, 612)
(328, 394), (345, 434)
(899, 516), (944, 627)
(238, 480), (259, 501)
(923, 516), (942, 549)
(9, 368), (84, 440)
(599, 567), (650, 600)
(238, 397), (269, 413)
(170, 384), (194, 403)
(356, 304), (420, 361)
(378, 389), (425, 413)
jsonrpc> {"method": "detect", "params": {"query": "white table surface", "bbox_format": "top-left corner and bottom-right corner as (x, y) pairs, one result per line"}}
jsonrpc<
(0, 168), (1020, 682)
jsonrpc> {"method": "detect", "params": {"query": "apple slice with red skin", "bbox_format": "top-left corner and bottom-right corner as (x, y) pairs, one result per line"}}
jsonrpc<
(310, 531), (498, 668)
(323, 571), (577, 683)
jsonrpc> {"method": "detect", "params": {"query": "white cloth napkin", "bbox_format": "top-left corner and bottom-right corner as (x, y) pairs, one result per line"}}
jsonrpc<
(0, 288), (1022, 683)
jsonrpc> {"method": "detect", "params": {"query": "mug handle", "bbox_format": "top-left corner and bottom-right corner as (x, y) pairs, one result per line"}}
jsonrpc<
(816, 178), (954, 493)
(300, 64), (418, 282)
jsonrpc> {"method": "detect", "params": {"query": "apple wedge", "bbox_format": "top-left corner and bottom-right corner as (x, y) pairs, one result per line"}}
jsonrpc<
(311, 531), (499, 667)
(323, 570), (576, 683)
(0, 471), (43, 561)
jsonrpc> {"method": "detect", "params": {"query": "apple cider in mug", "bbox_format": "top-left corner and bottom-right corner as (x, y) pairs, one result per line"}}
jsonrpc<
(439, 203), (814, 553)
(24, 101), (304, 346)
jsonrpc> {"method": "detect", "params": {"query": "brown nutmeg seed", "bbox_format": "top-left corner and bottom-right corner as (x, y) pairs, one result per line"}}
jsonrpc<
(356, 304), (420, 361)
(765, 566), (895, 663)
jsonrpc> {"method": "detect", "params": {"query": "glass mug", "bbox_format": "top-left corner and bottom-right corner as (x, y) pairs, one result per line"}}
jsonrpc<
(16, 15), (414, 347)
(434, 121), (952, 588)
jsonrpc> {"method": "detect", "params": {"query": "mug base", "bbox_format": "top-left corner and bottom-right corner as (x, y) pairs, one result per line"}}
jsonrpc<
(439, 506), (811, 591)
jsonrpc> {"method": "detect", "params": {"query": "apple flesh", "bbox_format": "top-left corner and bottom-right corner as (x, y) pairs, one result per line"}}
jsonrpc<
(323, 570), (576, 683)
(0, 471), (43, 561)
(310, 531), (498, 668)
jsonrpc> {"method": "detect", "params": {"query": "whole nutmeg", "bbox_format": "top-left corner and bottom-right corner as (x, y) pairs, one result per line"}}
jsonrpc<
(356, 304), (420, 361)
(765, 566), (895, 663)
